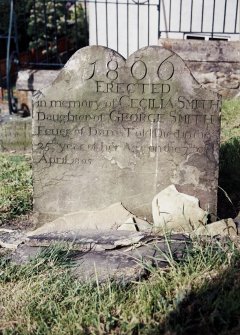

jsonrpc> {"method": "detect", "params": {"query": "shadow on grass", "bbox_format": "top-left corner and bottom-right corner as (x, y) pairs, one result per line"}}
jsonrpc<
(161, 257), (240, 335)
(218, 137), (240, 219)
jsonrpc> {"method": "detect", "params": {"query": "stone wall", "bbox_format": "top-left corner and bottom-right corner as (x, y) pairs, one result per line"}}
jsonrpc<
(16, 70), (60, 113)
(159, 39), (240, 98)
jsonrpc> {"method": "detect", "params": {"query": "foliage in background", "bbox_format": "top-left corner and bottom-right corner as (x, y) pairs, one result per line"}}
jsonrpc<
(27, 0), (88, 56)
(0, 154), (32, 225)
(0, 0), (32, 58)
(0, 240), (240, 334)
(28, 0), (66, 53)
(0, 0), (88, 61)
(69, 1), (89, 49)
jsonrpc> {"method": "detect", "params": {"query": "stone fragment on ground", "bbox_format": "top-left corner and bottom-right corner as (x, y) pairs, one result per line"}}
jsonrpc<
(1, 187), (237, 283)
(152, 185), (208, 233)
(0, 229), (27, 249)
(27, 202), (152, 237)
(117, 217), (138, 231)
(26, 230), (151, 251)
(192, 218), (237, 237)
(9, 231), (190, 282)
(71, 238), (188, 282)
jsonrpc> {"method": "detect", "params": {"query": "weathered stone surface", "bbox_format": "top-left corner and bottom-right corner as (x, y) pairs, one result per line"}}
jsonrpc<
(10, 232), (191, 282)
(26, 230), (151, 250)
(27, 202), (151, 235)
(32, 46), (221, 224)
(72, 250), (145, 282)
(16, 69), (60, 91)
(117, 217), (138, 231)
(193, 218), (237, 237)
(10, 245), (41, 264)
(160, 39), (240, 63)
(72, 239), (189, 282)
(117, 216), (152, 231)
(160, 39), (240, 98)
(152, 185), (208, 232)
(0, 116), (31, 152)
(0, 229), (28, 249)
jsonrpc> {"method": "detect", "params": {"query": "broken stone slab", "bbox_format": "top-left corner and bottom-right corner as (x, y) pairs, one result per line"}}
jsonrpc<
(0, 229), (28, 249)
(73, 235), (190, 282)
(10, 245), (42, 264)
(71, 241), (188, 282)
(26, 230), (153, 251)
(117, 217), (138, 231)
(72, 250), (147, 282)
(135, 217), (153, 231)
(152, 185), (208, 233)
(28, 202), (152, 236)
(117, 217), (152, 232)
(10, 234), (191, 283)
(192, 218), (237, 237)
(10, 245), (150, 282)
(125, 237), (190, 266)
(26, 229), (190, 253)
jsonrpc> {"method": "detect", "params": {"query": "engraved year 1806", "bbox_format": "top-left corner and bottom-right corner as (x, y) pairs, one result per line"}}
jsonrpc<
(84, 55), (175, 81)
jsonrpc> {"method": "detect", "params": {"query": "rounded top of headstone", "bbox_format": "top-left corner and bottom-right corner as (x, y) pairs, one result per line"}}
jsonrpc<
(41, 45), (207, 97)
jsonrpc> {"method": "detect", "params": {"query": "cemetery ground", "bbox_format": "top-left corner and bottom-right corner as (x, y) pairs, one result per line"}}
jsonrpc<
(0, 98), (240, 334)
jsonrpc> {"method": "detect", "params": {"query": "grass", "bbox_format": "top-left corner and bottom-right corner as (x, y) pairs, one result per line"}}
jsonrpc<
(0, 154), (32, 225)
(221, 99), (240, 144)
(218, 99), (240, 218)
(0, 239), (240, 334)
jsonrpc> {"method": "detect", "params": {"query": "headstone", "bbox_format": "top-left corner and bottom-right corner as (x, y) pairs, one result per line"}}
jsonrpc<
(32, 46), (221, 224)
(0, 117), (32, 152)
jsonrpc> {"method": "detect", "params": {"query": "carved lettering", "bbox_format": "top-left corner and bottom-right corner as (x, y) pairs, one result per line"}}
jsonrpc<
(106, 59), (119, 80)
(36, 153), (93, 166)
(131, 59), (147, 80)
(177, 96), (221, 110)
(95, 82), (171, 95)
(36, 126), (71, 137)
(157, 55), (174, 81)
(85, 61), (97, 80)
